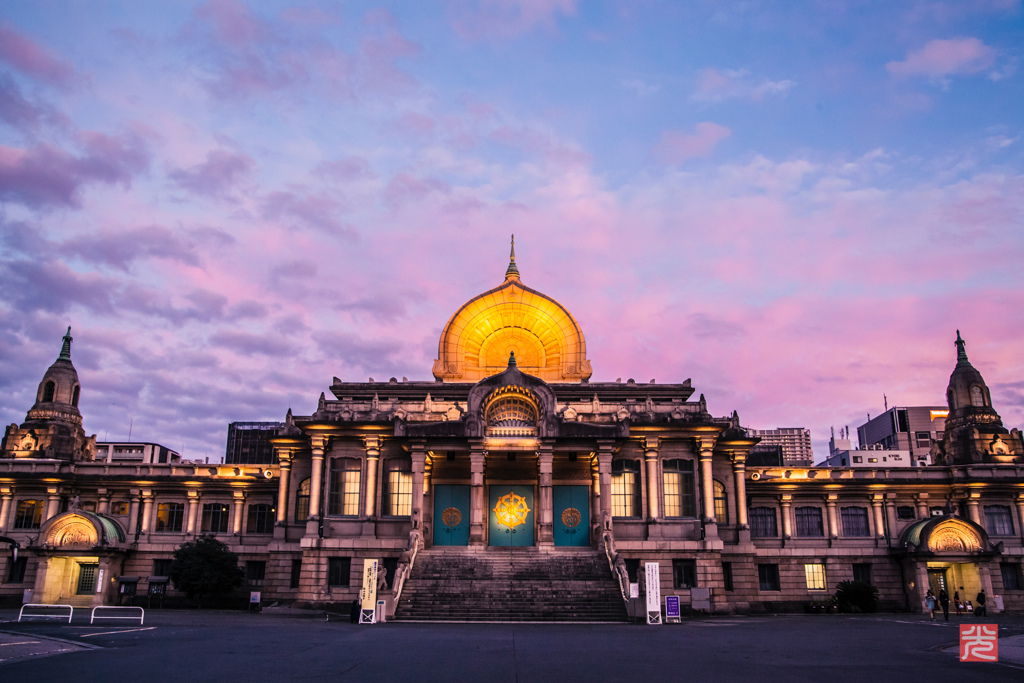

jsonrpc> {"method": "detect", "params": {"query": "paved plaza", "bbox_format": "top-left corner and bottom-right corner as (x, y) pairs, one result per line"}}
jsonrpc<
(1, 608), (1023, 681)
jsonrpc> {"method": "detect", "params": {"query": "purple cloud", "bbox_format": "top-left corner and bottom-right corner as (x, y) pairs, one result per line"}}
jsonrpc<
(0, 74), (68, 131)
(169, 149), (254, 198)
(0, 23), (76, 88)
(261, 190), (356, 238)
(60, 226), (203, 271)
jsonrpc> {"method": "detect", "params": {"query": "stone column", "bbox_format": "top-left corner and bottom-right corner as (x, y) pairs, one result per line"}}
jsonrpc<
(97, 489), (110, 516)
(780, 494), (793, 540)
(590, 455), (601, 543)
(696, 437), (716, 523)
(825, 494), (839, 540)
(232, 491), (246, 535)
(642, 437), (660, 522)
(127, 490), (141, 536)
(140, 490), (154, 533)
(363, 436), (382, 517)
(967, 492), (982, 525)
(470, 448), (486, 544)
(884, 493), (898, 540)
(185, 490), (201, 535)
(0, 487), (12, 531)
(871, 494), (886, 542)
(1016, 494), (1024, 543)
(730, 451), (748, 528)
(538, 446), (554, 545)
(44, 487), (61, 523)
(275, 448), (292, 525)
(596, 442), (615, 529)
(410, 442), (427, 530)
(308, 436), (327, 524)
(915, 493), (929, 520)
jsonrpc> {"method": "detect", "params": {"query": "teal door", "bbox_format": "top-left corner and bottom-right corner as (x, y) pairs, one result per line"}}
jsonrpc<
(553, 485), (590, 547)
(433, 485), (470, 546)
(489, 485), (534, 547)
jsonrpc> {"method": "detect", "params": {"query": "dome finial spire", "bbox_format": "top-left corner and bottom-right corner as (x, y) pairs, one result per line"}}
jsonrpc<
(955, 329), (969, 364)
(59, 326), (73, 360)
(508, 351), (517, 367)
(505, 234), (520, 280)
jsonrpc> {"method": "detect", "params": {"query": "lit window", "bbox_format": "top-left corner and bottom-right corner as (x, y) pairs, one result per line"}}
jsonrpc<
(13, 500), (43, 529)
(662, 459), (695, 518)
(155, 502), (184, 532)
(111, 501), (129, 516)
(713, 480), (728, 524)
(295, 478), (310, 522)
(804, 563), (827, 590)
(384, 460), (412, 516)
(612, 460), (641, 518)
(840, 506), (870, 537)
(328, 458), (361, 516)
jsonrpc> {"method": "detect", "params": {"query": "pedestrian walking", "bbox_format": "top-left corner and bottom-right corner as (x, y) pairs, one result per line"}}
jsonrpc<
(925, 588), (936, 620)
(975, 589), (987, 617)
(953, 588), (963, 616)
(938, 588), (949, 621)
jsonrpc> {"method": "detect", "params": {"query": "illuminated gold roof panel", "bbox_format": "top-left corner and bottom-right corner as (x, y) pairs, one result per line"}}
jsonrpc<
(432, 240), (592, 383)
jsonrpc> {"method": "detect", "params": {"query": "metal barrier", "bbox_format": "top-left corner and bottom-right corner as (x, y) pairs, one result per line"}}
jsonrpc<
(90, 605), (145, 625)
(18, 603), (74, 623)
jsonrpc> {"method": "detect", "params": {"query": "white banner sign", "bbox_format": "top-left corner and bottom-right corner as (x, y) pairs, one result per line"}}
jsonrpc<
(360, 559), (379, 624)
(645, 562), (661, 625)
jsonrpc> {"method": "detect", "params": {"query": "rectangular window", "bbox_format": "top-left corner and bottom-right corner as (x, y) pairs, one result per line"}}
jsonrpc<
(915, 431), (931, 447)
(794, 507), (824, 537)
(328, 557), (351, 587)
(984, 505), (1014, 536)
(672, 559), (697, 589)
(611, 460), (641, 518)
(6, 556), (28, 583)
(290, 559), (302, 589)
(749, 507), (778, 538)
(758, 564), (780, 591)
(722, 562), (734, 592)
(804, 563), (827, 590)
(13, 500), (43, 529)
(840, 506), (870, 537)
(155, 502), (184, 532)
(152, 559), (173, 577)
(852, 456), (862, 463)
(246, 504), (275, 534)
(385, 461), (413, 517)
(111, 501), (129, 516)
(662, 460), (696, 518)
(1001, 563), (1023, 591)
(201, 503), (230, 533)
(245, 560), (266, 588)
(896, 506), (916, 520)
(328, 458), (361, 517)
(853, 563), (872, 585)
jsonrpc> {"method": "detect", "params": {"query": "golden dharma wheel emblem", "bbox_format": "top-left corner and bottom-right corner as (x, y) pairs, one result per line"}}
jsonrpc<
(442, 507), (462, 527)
(561, 507), (582, 528)
(493, 491), (530, 530)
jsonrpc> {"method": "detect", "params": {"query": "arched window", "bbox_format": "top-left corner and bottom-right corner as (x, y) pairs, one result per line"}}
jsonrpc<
(42, 381), (55, 402)
(611, 459), (641, 518)
(714, 480), (728, 524)
(328, 458), (361, 516)
(970, 385), (985, 407)
(295, 478), (310, 522)
(663, 459), (696, 518)
(72, 385), (80, 407)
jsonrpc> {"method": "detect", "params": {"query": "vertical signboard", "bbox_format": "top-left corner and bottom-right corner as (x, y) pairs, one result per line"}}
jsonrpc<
(360, 558), (379, 624)
(645, 562), (661, 625)
(665, 595), (681, 622)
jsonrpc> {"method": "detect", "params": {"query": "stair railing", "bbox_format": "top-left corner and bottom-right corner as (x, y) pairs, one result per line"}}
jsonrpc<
(392, 526), (423, 605)
(599, 513), (630, 602)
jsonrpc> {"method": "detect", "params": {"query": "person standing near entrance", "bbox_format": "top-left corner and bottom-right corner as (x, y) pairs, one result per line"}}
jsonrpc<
(938, 588), (950, 622)
(925, 588), (937, 620)
(975, 589), (987, 617)
(954, 587), (963, 616)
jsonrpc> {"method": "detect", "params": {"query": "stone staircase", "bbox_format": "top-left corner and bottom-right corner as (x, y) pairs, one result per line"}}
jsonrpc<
(393, 546), (628, 622)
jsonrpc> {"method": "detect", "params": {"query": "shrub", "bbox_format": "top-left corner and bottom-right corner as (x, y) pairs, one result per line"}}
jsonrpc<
(833, 580), (879, 613)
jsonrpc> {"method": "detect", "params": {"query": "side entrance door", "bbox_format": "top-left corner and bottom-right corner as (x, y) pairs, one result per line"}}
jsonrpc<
(433, 485), (470, 546)
(553, 485), (590, 547)
(488, 485), (534, 547)
(77, 563), (99, 594)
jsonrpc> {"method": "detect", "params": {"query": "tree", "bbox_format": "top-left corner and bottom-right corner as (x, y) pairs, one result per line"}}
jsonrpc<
(169, 534), (244, 607)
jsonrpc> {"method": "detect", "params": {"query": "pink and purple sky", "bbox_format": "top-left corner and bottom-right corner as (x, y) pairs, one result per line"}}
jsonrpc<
(1, 1), (1022, 462)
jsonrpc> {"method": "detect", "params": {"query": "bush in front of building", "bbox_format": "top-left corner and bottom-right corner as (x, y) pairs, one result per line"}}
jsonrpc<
(833, 581), (879, 613)
(170, 534), (245, 608)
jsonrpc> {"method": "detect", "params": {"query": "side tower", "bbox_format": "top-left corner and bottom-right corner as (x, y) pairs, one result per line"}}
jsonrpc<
(1, 327), (97, 460)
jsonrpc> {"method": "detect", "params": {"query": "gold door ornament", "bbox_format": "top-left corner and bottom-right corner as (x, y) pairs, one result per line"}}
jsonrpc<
(442, 507), (463, 527)
(561, 507), (582, 528)
(493, 491), (530, 530)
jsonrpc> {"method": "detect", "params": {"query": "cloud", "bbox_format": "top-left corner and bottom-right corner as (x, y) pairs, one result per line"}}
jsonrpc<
(0, 74), (68, 131)
(622, 79), (661, 97)
(168, 149), (254, 198)
(887, 37), (997, 78)
(0, 23), (76, 88)
(449, 0), (576, 40)
(59, 226), (203, 271)
(383, 173), (451, 209)
(653, 123), (732, 165)
(209, 329), (295, 357)
(261, 190), (356, 238)
(0, 131), (150, 209)
(314, 157), (376, 182)
(692, 68), (795, 102)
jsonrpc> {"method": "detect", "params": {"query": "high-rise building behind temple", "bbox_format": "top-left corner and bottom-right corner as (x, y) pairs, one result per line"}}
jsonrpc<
(745, 427), (813, 466)
(225, 422), (287, 464)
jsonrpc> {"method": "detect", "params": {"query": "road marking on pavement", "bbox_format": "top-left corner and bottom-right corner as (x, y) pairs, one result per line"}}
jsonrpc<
(81, 627), (157, 638)
(0, 641), (42, 646)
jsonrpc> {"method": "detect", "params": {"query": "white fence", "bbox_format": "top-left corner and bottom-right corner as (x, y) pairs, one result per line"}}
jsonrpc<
(91, 605), (145, 625)
(18, 603), (73, 623)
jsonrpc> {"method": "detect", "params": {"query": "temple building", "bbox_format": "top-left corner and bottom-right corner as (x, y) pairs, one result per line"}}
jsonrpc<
(1, 245), (1023, 618)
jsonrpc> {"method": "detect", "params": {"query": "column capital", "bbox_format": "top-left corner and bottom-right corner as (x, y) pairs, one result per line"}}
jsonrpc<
(914, 492), (929, 502)
(695, 436), (716, 456)
(46, 486), (60, 497)
(363, 435), (383, 457)
(187, 489), (200, 500)
(871, 493), (885, 504)
(641, 436), (661, 454)
(730, 450), (747, 466)
(140, 489), (153, 499)
(0, 486), (12, 497)
(780, 494), (793, 504)
(275, 447), (294, 466)
(233, 490), (247, 501)
(825, 493), (839, 504)
(309, 435), (329, 452)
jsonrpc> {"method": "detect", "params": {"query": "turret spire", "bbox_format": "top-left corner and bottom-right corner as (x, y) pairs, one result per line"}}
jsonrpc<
(505, 234), (520, 280)
(59, 326), (72, 360)
(955, 329), (969, 364)
(508, 351), (517, 367)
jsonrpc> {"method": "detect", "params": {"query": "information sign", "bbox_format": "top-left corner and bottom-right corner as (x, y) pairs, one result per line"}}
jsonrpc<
(645, 562), (661, 625)
(360, 559), (379, 624)
(665, 595), (680, 621)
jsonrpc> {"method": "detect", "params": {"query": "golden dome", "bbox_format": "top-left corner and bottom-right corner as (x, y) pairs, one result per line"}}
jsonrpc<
(432, 237), (592, 383)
